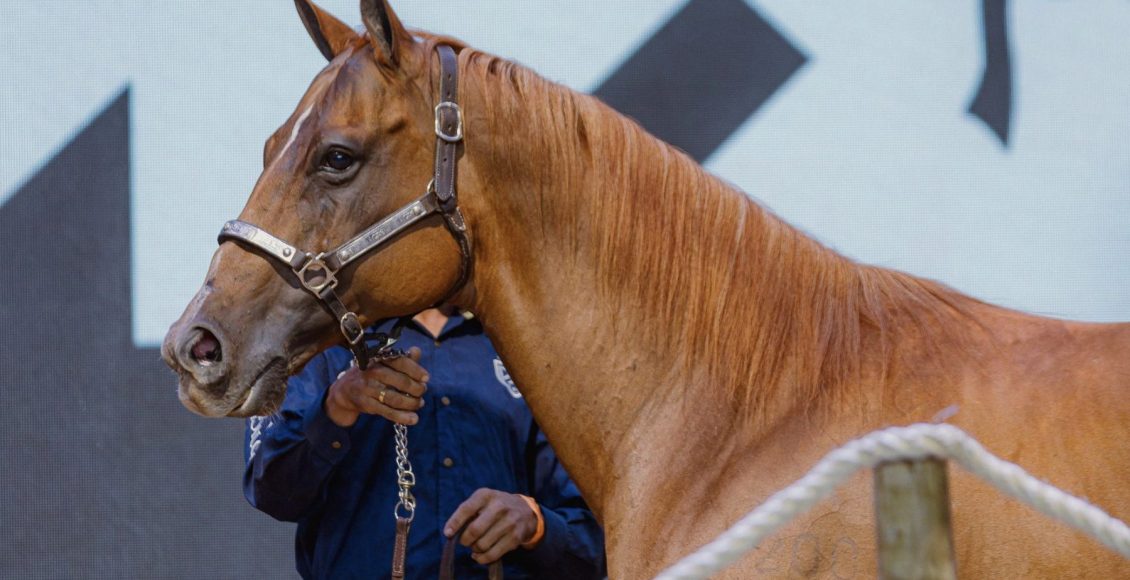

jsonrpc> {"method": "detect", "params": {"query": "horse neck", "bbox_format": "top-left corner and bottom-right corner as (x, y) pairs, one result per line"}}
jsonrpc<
(452, 55), (970, 522)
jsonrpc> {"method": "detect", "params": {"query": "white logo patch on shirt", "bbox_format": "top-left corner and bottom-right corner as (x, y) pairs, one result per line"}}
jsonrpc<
(493, 357), (522, 398)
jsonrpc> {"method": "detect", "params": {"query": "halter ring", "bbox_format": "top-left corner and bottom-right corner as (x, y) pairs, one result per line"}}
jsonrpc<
(297, 253), (338, 294)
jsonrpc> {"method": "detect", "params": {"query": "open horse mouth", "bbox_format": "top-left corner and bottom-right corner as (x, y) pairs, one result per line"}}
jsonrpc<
(174, 356), (287, 418)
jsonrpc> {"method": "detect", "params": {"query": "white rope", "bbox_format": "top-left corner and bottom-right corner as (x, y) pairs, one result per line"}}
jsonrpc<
(654, 423), (1130, 579)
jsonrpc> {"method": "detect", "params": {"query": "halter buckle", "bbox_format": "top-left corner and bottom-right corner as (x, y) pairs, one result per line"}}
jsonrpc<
(340, 312), (365, 345)
(434, 102), (463, 142)
(296, 253), (338, 294)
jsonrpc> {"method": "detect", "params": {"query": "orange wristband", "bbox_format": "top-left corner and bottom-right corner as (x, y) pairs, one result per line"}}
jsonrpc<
(518, 494), (545, 549)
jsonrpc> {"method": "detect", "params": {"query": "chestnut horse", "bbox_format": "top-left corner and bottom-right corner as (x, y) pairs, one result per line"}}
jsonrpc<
(163, 0), (1130, 577)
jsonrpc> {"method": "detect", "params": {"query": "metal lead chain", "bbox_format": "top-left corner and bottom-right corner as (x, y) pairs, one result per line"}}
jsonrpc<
(369, 343), (417, 523)
(394, 422), (417, 521)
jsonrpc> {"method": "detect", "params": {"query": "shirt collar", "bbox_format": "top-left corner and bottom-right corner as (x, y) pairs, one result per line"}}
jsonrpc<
(369, 310), (477, 340)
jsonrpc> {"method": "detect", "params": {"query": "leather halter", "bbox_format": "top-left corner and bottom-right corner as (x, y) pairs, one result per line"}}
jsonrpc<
(220, 43), (501, 580)
(217, 44), (471, 370)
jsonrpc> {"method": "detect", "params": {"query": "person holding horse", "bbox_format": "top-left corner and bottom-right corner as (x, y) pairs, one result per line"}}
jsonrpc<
(243, 308), (606, 579)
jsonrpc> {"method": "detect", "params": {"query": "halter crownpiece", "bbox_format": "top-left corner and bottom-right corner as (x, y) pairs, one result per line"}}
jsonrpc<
(217, 44), (472, 369)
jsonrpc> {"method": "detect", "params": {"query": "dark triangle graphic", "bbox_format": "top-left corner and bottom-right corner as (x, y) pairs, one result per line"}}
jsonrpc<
(0, 88), (292, 578)
(595, 0), (807, 162)
(968, 0), (1013, 145)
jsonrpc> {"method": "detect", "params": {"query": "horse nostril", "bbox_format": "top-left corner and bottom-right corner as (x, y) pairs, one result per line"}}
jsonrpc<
(190, 329), (223, 366)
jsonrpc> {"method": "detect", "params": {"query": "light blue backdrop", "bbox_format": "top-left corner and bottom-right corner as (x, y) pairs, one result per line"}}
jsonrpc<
(2, 0), (1127, 338)
(1, 1), (1127, 577)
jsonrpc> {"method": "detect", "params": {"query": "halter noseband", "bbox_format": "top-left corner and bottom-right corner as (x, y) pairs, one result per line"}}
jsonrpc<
(217, 45), (471, 369)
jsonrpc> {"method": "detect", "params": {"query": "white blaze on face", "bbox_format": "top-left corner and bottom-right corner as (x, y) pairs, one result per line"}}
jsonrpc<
(274, 104), (316, 166)
(270, 49), (352, 169)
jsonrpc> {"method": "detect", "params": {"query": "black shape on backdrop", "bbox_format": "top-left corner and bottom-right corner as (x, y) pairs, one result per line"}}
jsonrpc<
(0, 89), (292, 578)
(969, 0), (1013, 145)
(595, 0), (807, 162)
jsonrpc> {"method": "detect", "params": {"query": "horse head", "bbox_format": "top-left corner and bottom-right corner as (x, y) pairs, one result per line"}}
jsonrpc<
(163, 0), (467, 418)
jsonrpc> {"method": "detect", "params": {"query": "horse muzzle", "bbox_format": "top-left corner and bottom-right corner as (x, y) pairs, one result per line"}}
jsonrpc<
(163, 317), (286, 418)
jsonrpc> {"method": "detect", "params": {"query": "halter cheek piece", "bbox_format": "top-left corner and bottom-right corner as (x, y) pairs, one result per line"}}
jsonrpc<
(216, 45), (471, 370)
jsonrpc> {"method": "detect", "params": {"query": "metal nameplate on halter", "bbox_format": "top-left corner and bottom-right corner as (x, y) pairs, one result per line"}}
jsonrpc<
(434, 102), (463, 142)
(334, 198), (436, 267)
(220, 220), (298, 266)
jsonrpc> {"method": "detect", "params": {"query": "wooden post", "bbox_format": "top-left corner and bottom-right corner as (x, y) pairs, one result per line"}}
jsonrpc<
(874, 458), (958, 580)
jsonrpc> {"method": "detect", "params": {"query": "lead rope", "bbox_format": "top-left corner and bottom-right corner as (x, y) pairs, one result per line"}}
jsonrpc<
(354, 323), (418, 580)
(373, 319), (503, 580)
(375, 324), (503, 580)
(391, 413), (416, 579)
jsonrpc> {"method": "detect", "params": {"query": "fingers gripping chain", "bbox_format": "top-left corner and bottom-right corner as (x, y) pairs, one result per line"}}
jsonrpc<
(356, 338), (418, 580)
(373, 346), (417, 523)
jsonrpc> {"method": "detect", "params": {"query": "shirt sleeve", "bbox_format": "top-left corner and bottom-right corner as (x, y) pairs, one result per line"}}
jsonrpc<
(242, 350), (354, 522)
(513, 424), (607, 579)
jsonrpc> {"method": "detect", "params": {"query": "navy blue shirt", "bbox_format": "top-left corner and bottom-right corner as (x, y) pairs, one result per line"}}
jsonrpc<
(243, 315), (605, 579)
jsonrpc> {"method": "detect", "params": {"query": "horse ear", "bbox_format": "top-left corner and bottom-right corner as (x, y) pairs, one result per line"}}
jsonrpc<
(294, 0), (357, 61)
(360, 0), (412, 68)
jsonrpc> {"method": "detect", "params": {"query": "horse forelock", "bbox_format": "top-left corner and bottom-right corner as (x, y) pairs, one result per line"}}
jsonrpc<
(438, 39), (982, 423)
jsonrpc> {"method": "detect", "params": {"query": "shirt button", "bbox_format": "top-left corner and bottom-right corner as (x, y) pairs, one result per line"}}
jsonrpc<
(441, 396), (451, 406)
(331, 441), (342, 450)
(434, 340), (441, 347)
(443, 457), (454, 468)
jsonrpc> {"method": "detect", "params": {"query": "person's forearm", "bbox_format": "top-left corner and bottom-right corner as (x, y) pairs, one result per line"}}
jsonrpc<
(245, 444), (334, 521)
(243, 403), (352, 521)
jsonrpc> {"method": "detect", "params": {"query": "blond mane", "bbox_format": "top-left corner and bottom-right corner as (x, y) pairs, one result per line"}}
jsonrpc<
(415, 33), (979, 419)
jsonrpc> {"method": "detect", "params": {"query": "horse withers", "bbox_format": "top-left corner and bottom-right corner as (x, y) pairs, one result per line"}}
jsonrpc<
(163, 1), (1130, 577)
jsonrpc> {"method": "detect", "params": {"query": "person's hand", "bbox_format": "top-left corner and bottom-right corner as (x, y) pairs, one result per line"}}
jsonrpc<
(443, 488), (540, 565)
(323, 347), (428, 427)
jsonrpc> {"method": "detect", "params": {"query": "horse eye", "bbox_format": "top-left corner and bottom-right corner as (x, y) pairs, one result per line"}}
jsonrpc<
(322, 149), (355, 172)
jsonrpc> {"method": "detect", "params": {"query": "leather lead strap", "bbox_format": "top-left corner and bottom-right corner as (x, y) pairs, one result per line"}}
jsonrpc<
(391, 516), (411, 579)
(439, 526), (503, 580)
